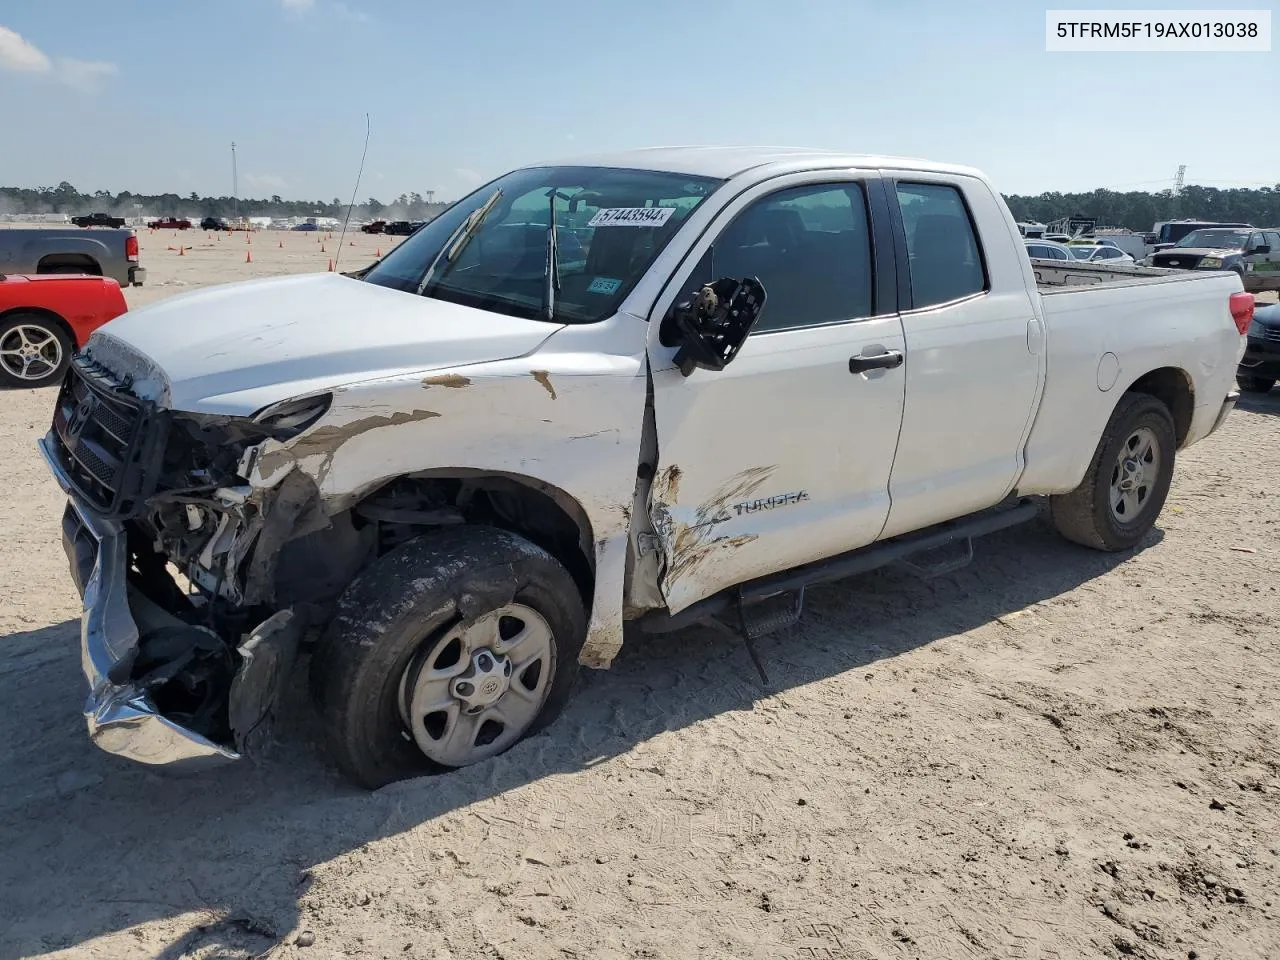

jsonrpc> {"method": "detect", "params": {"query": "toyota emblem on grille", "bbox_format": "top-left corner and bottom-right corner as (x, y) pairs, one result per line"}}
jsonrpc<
(65, 396), (96, 446)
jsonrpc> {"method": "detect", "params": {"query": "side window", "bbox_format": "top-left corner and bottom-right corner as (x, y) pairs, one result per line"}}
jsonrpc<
(895, 182), (987, 309)
(702, 182), (874, 333)
(1027, 245), (1048, 259)
(1053, 246), (1071, 260)
(1266, 232), (1280, 250)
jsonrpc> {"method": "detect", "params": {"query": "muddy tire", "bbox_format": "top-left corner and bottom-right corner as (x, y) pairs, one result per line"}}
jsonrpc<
(0, 313), (73, 388)
(1049, 392), (1176, 552)
(1236, 374), (1274, 394)
(310, 525), (586, 789)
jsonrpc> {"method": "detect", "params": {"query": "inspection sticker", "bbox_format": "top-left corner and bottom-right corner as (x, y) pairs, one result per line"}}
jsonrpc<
(587, 276), (622, 295)
(588, 206), (675, 228)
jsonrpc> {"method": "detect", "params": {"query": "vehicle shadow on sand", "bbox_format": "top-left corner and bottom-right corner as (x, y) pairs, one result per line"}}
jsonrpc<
(0, 517), (1155, 958)
(1236, 389), (1280, 418)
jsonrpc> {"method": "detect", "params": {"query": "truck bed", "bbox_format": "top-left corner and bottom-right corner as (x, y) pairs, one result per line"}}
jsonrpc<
(1030, 259), (1202, 292)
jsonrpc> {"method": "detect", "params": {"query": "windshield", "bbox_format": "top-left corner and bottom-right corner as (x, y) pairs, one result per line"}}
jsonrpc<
(1174, 229), (1250, 250)
(363, 166), (723, 323)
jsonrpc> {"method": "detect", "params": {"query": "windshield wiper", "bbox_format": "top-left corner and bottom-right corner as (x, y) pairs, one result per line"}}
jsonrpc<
(415, 187), (503, 296)
(543, 189), (568, 322)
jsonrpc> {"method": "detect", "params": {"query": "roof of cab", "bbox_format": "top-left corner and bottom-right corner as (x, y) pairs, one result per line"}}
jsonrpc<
(524, 145), (986, 182)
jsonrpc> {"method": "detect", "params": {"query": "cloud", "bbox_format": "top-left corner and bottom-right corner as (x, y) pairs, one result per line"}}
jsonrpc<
(281, 0), (315, 10)
(332, 1), (370, 22)
(0, 26), (117, 92)
(0, 25), (52, 72)
(245, 173), (289, 191)
(57, 57), (117, 93)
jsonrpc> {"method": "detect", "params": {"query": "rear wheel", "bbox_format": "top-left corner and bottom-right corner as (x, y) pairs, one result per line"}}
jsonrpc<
(1049, 392), (1176, 551)
(0, 313), (73, 388)
(310, 525), (586, 789)
(1236, 374), (1275, 394)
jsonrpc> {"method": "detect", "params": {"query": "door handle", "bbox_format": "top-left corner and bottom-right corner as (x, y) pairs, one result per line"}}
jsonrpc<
(848, 350), (904, 374)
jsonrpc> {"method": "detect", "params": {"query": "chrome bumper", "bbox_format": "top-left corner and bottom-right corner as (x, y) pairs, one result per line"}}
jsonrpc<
(1211, 391), (1239, 435)
(38, 434), (240, 770)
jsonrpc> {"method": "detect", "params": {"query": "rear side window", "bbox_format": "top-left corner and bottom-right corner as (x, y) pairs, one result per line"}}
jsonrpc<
(1266, 232), (1280, 249)
(695, 182), (875, 333)
(895, 182), (987, 309)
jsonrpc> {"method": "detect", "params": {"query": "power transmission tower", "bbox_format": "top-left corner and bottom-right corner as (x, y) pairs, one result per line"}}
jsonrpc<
(425, 190), (435, 204)
(1171, 164), (1186, 218)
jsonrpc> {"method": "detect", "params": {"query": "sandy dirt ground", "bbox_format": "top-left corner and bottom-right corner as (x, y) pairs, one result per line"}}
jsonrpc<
(1, 232), (1278, 960)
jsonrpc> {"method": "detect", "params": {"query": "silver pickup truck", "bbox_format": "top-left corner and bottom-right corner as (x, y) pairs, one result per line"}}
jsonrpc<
(0, 227), (145, 287)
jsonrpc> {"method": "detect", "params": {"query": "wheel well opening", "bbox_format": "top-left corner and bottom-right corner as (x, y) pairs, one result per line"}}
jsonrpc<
(0, 307), (74, 345)
(343, 473), (596, 615)
(36, 254), (102, 276)
(1126, 367), (1194, 446)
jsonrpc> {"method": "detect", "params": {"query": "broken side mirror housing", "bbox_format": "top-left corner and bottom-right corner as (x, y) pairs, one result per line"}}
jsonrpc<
(661, 276), (766, 377)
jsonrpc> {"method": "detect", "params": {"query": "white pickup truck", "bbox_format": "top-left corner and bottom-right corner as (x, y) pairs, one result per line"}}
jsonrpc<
(40, 147), (1252, 788)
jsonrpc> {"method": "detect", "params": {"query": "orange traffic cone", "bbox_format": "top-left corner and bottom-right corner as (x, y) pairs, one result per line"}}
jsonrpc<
(320, 243), (326, 253)
(178, 245), (185, 256)
(278, 240), (283, 249)
(246, 234), (251, 243)
(246, 250), (252, 263)
(375, 248), (381, 258)
(327, 258), (334, 272)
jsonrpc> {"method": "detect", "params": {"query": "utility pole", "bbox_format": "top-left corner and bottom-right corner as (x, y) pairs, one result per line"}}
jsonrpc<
(1171, 164), (1186, 219)
(231, 141), (239, 221)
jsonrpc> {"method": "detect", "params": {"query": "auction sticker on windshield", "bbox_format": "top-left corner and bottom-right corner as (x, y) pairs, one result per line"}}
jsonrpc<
(588, 207), (676, 227)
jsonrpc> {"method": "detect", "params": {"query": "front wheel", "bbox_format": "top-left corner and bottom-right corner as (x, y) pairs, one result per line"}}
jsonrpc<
(1049, 392), (1176, 551)
(1237, 374), (1275, 394)
(310, 526), (586, 789)
(0, 313), (73, 388)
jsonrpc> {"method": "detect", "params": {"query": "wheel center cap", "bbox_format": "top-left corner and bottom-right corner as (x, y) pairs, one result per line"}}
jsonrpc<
(451, 649), (512, 709)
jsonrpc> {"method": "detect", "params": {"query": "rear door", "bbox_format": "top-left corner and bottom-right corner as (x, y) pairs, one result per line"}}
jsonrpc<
(646, 173), (906, 614)
(877, 174), (1045, 540)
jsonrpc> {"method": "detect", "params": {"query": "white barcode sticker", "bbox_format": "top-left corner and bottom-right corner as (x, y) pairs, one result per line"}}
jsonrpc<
(588, 207), (676, 228)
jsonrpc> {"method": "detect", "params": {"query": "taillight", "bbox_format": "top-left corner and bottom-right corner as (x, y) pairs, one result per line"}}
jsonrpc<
(1229, 292), (1254, 335)
(125, 234), (139, 262)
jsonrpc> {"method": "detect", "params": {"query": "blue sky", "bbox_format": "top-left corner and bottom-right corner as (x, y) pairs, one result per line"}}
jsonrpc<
(1, 0), (1275, 201)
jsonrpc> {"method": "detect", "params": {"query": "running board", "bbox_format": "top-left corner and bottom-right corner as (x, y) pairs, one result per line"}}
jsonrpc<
(639, 497), (1041, 635)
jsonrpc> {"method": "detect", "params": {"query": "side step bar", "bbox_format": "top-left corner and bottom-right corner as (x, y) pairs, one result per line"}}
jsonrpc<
(639, 497), (1041, 635)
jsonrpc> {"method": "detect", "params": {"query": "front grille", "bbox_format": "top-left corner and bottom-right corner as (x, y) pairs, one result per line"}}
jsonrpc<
(1152, 254), (1204, 269)
(49, 356), (167, 517)
(1266, 327), (1280, 344)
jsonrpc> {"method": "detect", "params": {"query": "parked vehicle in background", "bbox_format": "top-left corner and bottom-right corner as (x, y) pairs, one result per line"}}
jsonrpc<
(0, 273), (128, 387)
(1024, 239), (1075, 261)
(71, 213), (126, 229)
(384, 220), (416, 235)
(1069, 244), (1136, 264)
(200, 217), (229, 231)
(148, 217), (192, 230)
(0, 227), (144, 288)
(1093, 232), (1149, 261)
(40, 147), (1248, 788)
(1151, 220), (1251, 252)
(1147, 228), (1280, 294)
(1238, 300), (1280, 393)
(291, 222), (320, 231)
(361, 220), (387, 234)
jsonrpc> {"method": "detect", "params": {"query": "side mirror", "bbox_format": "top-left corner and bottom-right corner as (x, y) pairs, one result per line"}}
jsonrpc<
(1252, 244), (1271, 255)
(662, 276), (767, 377)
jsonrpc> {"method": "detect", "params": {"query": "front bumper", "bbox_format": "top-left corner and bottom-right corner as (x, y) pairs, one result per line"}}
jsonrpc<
(38, 435), (240, 770)
(1210, 391), (1239, 435)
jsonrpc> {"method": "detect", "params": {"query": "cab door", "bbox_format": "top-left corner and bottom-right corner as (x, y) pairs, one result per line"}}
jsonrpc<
(646, 173), (906, 615)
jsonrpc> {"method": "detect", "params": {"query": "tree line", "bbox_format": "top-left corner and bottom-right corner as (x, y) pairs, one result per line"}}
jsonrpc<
(1003, 184), (1280, 232)
(4, 180), (1280, 232)
(0, 181), (450, 222)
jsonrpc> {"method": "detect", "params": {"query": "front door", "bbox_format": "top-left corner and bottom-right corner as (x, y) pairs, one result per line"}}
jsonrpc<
(647, 175), (907, 614)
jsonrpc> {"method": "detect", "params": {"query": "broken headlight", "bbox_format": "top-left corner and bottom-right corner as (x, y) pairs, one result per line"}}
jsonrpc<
(252, 393), (333, 436)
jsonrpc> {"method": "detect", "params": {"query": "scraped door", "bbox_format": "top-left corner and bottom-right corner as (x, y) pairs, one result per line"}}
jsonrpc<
(646, 175), (907, 614)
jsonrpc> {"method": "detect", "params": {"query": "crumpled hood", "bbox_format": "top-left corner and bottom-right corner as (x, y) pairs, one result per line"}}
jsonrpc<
(87, 273), (564, 414)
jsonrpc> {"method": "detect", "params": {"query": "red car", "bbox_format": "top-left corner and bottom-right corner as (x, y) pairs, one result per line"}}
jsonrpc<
(0, 274), (128, 388)
(148, 217), (192, 230)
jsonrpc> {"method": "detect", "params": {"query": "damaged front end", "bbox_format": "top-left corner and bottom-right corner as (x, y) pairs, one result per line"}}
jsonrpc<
(39, 354), (358, 768)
